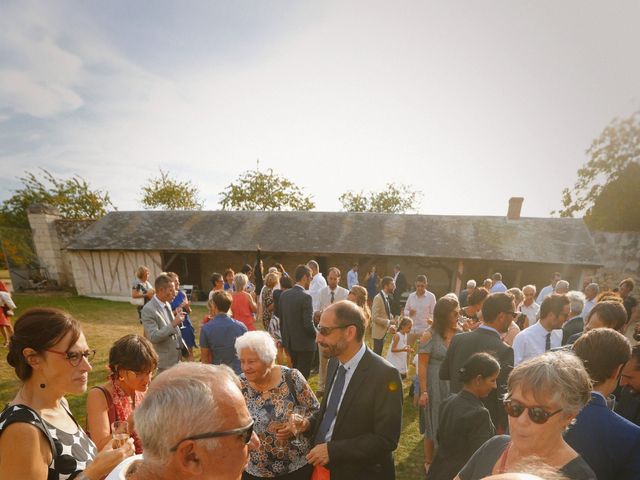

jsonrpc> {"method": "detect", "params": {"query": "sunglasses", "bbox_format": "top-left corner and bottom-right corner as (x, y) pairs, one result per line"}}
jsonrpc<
(169, 420), (254, 451)
(317, 324), (356, 336)
(504, 399), (563, 424)
(46, 348), (96, 367)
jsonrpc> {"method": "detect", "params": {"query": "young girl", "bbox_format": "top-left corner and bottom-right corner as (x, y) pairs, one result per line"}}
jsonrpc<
(386, 317), (413, 378)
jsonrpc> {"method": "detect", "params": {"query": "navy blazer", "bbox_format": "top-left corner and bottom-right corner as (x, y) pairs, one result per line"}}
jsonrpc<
(565, 391), (640, 480)
(278, 285), (316, 352)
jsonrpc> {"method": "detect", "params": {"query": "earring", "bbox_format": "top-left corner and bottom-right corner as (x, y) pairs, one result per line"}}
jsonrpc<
(40, 383), (46, 389)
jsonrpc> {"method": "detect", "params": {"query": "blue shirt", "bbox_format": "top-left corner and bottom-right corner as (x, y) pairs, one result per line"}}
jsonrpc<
(200, 313), (247, 374)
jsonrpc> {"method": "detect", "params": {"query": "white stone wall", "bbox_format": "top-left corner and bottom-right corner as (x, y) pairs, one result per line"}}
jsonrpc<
(591, 231), (640, 290)
(27, 211), (69, 285)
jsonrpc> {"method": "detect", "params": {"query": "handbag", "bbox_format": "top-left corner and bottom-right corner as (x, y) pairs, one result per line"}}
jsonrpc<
(311, 465), (330, 480)
(130, 297), (144, 306)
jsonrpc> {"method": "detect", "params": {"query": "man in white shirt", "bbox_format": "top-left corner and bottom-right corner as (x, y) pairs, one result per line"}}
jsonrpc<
(347, 263), (359, 290)
(519, 284), (540, 328)
(490, 272), (508, 293)
(536, 272), (562, 304)
(315, 267), (350, 395)
(403, 275), (436, 347)
(307, 260), (327, 312)
(512, 294), (569, 365)
(581, 283), (600, 320)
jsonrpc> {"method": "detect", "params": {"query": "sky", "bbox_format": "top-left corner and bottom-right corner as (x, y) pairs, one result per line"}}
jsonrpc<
(1, 0), (639, 218)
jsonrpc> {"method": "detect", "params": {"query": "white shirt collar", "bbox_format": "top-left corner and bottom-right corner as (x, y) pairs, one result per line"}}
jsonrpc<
(341, 342), (367, 372)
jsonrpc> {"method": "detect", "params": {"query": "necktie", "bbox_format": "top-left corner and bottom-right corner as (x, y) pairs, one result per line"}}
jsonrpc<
(330, 291), (335, 304)
(165, 305), (174, 323)
(382, 294), (391, 318)
(315, 365), (347, 444)
(545, 332), (551, 351)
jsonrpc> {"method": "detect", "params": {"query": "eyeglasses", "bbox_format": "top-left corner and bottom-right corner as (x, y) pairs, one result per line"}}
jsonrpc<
(317, 324), (356, 336)
(46, 349), (96, 367)
(504, 311), (519, 319)
(504, 399), (563, 424)
(169, 420), (254, 451)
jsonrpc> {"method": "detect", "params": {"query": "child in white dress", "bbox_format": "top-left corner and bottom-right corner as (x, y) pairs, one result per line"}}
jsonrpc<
(386, 317), (413, 378)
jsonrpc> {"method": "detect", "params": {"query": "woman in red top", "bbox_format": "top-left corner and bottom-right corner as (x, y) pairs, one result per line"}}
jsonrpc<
(231, 273), (257, 331)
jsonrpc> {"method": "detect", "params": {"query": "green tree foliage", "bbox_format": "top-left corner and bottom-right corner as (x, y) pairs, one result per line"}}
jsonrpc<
(339, 183), (422, 213)
(554, 111), (640, 227)
(219, 165), (315, 211)
(141, 169), (204, 210)
(0, 169), (114, 228)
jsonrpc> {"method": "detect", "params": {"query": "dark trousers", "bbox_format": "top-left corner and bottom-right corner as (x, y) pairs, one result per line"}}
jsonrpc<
(290, 350), (314, 379)
(373, 337), (385, 356)
(243, 463), (313, 480)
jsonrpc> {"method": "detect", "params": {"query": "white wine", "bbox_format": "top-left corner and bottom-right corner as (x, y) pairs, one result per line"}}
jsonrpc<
(112, 433), (129, 448)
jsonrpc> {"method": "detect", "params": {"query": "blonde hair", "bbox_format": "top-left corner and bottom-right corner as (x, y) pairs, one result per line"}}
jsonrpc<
(233, 273), (248, 292)
(349, 285), (371, 321)
(264, 272), (279, 289)
(136, 265), (149, 280)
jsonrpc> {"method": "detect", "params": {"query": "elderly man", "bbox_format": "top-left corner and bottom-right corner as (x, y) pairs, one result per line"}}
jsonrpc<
(519, 285), (539, 328)
(512, 294), (568, 365)
(458, 279), (476, 308)
(403, 275), (436, 347)
(554, 279), (570, 295)
(562, 291), (585, 345)
(536, 272), (562, 304)
(371, 276), (396, 355)
(141, 273), (184, 373)
(581, 282), (599, 320)
(303, 300), (403, 480)
(129, 363), (258, 480)
(315, 267), (350, 395)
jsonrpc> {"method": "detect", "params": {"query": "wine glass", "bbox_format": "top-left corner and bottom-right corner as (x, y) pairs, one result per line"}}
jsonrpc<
(111, 420), (129, 448)
(288, 406), (306, 447)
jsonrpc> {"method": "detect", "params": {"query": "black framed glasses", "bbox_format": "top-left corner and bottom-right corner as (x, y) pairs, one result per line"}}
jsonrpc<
(504, 399), (563, 424)
(317, 324), (356, 336)
(46, 348), (96, 367)
(169, 420), (254, 451)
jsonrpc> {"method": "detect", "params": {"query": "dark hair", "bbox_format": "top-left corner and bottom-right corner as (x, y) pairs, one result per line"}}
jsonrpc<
(481, 292), (514, 324)
(332, 300), (367, 341)
(210, 272), (223, 286)
(223, 268), (234, 278)
(573, 328), (631, 384)
(241, 264), (252, 275)
(539, 294), (570, 319)
(620, 278), (635, 290)
(211, 290), (233, 312)
(7, 308), (82, 381)
(294, 264), (312, 282)
(381, 276), (394, 289)
(458, 352), (500, 383)
(109, 334), (158, 376)
(280, 276), (294, 289)
(587, 301), (628, 331)
(432, 296), (459, 337)
(468, 287), (489, 307)
(415, 275), (427, 285)
(154, 273), (174, 291)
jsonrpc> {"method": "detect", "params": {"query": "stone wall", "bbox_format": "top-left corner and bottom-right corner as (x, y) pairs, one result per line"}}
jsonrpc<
(591, 231), (640, 290)
(27, 205), (69, 285)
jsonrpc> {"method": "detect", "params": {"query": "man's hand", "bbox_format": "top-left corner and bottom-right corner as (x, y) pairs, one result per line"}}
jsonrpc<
(306, 443), (330, 466)
(171, 310), (186, 327)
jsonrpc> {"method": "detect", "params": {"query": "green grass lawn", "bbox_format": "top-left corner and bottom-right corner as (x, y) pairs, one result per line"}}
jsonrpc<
(0, 293), (424, 479)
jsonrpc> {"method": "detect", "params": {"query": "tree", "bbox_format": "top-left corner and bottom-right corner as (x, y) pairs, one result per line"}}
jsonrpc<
(339, 183), (422, 213)
(0, 169), (114, 228)
(219, 165), (315, 211)
(141, 169), (204, 210)
(554, 111), (640, 227)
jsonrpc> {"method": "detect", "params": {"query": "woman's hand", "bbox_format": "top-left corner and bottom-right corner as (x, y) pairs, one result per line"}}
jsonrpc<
(275, 418), (310, 441)
(83, 438), (134, 480)
(419, 391), (429, 407)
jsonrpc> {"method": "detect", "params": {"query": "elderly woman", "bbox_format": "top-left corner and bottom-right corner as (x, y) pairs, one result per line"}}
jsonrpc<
(236, 331), (319, 480)
(86, 334), (158, 454)
(131, 266), (154, 321)
(456, 351), (596, 480)
(232, 273), (258, 331)
(0, 308), (134, 479)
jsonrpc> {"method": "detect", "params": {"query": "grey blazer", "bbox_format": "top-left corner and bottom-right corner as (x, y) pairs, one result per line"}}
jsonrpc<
(141, 296), (182, 371)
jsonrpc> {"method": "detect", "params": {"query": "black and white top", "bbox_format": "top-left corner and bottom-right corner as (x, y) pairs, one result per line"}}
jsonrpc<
(0, 403), (97, 480)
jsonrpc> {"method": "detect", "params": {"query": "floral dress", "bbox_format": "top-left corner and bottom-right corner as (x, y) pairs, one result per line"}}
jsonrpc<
(241, 367), (320, 477)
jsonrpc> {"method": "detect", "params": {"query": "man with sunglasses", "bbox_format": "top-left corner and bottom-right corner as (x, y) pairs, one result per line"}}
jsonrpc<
(440, 292), (515, 434)
(130, 362), (259, 480)
(301, 300), (403, 480)
(512, 294), (568, 365)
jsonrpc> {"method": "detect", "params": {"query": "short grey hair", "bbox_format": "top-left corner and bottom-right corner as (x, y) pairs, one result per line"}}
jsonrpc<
(507, 351), (592, 415)
(554, 280), (570, 293)
(134, 363), (241, 464)
(233, 273), (248, 292)
(466, 279), (476, 288)
(307, 260), (319, 272)
(235, 330), (277, 366)
(522, 284), (537, 295)
(566, 290), (585, 314)
(483, 278), (493, 288)
(585, 283), (600, 294)
(507, 287), (524, 306)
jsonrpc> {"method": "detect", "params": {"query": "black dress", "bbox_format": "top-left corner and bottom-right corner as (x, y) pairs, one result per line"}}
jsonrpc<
(426, 390), (494, 480)
(458, 435), (596, 480)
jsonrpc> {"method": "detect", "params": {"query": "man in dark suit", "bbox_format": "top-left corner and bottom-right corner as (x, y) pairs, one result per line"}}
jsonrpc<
(391, 264), (407, 315)
(440, 292), (515, 433)
(279, 264), (315, 378)
(303, 300), (403, 480)
(561, 290), (585, 345)
(567, 328), (640, 480)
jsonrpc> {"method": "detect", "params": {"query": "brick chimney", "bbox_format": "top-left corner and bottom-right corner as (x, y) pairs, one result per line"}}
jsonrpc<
(507, 197), (524, 220)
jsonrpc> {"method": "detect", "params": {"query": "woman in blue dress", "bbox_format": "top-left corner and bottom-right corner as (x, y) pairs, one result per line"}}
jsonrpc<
(167, 272), (196, 361)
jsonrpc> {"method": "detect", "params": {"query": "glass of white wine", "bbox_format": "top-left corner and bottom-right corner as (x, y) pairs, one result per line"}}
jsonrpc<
(288, 406), (306, 447)
(111, 420), (129, 448)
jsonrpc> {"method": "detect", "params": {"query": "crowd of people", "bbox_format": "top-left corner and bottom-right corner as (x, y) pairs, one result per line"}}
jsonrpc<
(0, 264), (639, 480)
